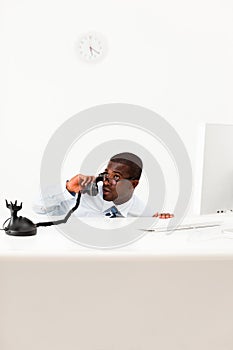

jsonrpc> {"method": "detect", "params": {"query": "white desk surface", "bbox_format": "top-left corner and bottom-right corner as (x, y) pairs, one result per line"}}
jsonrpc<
(1, 213), (233, 257)
(2, 214), (233, 350)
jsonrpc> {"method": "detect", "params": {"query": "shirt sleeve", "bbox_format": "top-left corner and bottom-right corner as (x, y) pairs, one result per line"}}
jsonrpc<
(127, 195), (155, 217)
(75, 185), (104, 217)
(32, 185), (77, 216)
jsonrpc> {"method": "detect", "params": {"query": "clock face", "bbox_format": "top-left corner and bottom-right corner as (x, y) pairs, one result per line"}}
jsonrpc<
(78, 32), (106, 62)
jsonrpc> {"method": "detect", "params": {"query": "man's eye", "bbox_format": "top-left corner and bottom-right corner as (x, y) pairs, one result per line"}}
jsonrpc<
(113, 175), (120, 181)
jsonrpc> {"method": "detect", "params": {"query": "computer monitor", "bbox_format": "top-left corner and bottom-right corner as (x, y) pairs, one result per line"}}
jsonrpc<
(200, 123), (233, 214)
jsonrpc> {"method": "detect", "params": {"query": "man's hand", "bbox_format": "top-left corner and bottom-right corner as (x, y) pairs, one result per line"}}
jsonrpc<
(66, 174), (96, 193)
(153, 212), (174, 219)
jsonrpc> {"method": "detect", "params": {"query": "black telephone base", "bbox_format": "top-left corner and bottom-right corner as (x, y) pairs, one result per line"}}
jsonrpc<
(5, 228), (37, 237)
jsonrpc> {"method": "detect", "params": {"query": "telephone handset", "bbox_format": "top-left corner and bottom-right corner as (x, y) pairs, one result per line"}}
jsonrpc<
(2, 172), (105, 237)
(80, 172), (105, 196)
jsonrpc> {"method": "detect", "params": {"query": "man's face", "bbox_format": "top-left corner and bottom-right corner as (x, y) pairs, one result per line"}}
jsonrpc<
(102, 161), (138, 203)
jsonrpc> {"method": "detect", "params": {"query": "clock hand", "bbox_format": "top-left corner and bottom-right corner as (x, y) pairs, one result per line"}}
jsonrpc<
(89, 46), (100, 55)
(89, 46), (93, 56)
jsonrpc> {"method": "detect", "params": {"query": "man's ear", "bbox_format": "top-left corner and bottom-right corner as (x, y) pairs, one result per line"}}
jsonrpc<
(132, 179), (139, 188)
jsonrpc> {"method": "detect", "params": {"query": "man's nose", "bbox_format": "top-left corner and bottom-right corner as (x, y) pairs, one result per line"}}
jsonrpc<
(103, 177), (110, 185)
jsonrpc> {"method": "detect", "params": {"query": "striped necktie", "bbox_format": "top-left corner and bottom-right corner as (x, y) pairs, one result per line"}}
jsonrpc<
(103, 206), (123, 218)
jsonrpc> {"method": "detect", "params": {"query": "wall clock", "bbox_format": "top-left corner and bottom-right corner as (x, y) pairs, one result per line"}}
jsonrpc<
(77, 32), (107, 63)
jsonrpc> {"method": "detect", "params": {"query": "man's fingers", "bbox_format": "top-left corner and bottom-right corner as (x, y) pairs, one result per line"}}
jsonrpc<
(80, 175), (95, 187)
(159, 213), (166, 219)
(160, 213), (168, 219)
(154, 213), (174, 219)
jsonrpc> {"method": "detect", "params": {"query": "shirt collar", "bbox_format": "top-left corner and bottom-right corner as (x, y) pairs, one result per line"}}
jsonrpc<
(100, 184), (134, 217)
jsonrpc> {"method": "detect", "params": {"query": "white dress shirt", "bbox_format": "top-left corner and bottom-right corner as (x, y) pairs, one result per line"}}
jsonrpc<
(33, 183), (154, 217)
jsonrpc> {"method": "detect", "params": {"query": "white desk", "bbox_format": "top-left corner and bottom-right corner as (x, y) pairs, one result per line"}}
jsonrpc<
(1, 215), (233, 350)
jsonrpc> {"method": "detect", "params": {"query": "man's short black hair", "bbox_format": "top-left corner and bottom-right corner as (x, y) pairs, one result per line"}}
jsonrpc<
(110, 152), (143, 180)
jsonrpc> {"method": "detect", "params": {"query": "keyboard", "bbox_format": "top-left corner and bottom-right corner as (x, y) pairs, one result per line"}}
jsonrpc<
(141, 217), (223, 232)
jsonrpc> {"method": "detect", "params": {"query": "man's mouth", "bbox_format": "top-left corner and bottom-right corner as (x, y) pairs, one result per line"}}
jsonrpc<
(103, 187), (111, 194)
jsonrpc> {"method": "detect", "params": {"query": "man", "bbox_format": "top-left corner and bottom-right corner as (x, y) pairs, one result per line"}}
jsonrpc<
(34, 152), (173, 218)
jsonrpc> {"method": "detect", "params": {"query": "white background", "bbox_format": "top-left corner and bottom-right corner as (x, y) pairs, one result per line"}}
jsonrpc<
(1, 0), (233, 219)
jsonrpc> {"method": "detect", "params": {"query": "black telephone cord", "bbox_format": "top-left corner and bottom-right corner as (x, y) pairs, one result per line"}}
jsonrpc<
(35, 191), (82, 227)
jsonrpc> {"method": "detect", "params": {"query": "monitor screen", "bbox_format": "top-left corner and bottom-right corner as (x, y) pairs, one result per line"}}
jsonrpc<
(200, 123), (233, 214)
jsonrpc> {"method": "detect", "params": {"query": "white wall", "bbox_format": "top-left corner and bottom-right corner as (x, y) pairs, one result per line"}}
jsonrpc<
(1, 0), (233, 218)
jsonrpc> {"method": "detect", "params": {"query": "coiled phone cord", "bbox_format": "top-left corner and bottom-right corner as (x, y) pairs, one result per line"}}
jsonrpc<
(36, 191), (82, 227)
